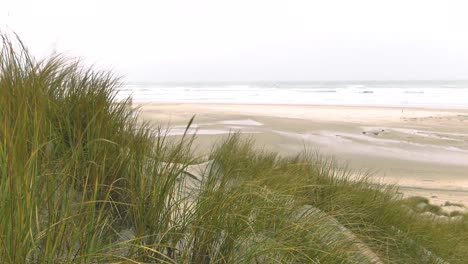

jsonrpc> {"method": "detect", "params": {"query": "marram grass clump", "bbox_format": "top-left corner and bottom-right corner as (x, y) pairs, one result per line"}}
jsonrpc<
(1, 35), (467, 263)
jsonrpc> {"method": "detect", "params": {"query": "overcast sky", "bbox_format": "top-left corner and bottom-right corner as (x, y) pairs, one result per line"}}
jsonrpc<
(1, 0), (468, 82)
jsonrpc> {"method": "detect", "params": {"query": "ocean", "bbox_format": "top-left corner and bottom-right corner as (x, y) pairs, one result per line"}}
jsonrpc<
(116, 80), (468, 109)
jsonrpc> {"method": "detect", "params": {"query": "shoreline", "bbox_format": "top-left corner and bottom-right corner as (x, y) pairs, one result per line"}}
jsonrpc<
(138, 103), (468, 206)
(134, 101), (468, 112)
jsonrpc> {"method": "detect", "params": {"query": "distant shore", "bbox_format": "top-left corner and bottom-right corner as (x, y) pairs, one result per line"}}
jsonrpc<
(138, 103), (468, 206)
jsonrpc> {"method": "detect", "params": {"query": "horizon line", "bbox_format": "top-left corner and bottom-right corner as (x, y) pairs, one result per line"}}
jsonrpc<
(126, 79), (468, 84)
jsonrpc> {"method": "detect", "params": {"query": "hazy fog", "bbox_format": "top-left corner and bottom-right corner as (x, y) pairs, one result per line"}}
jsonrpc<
(2, 0), (468, 82)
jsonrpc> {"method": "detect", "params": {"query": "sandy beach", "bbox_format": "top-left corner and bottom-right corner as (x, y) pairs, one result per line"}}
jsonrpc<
(138, 103), (468, 206)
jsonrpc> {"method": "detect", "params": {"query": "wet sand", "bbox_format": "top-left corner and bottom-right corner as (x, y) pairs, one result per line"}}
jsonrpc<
(137, 103), (468, 206)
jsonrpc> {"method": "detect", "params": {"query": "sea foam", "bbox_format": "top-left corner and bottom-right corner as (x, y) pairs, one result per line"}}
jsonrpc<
(116, 81), (468, 109)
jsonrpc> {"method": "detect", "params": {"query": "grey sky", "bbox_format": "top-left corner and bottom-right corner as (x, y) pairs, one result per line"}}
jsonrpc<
(2, 0), (468, 82)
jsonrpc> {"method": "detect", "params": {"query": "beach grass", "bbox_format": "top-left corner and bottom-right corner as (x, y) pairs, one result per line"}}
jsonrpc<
(1, 35), (467, 263)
